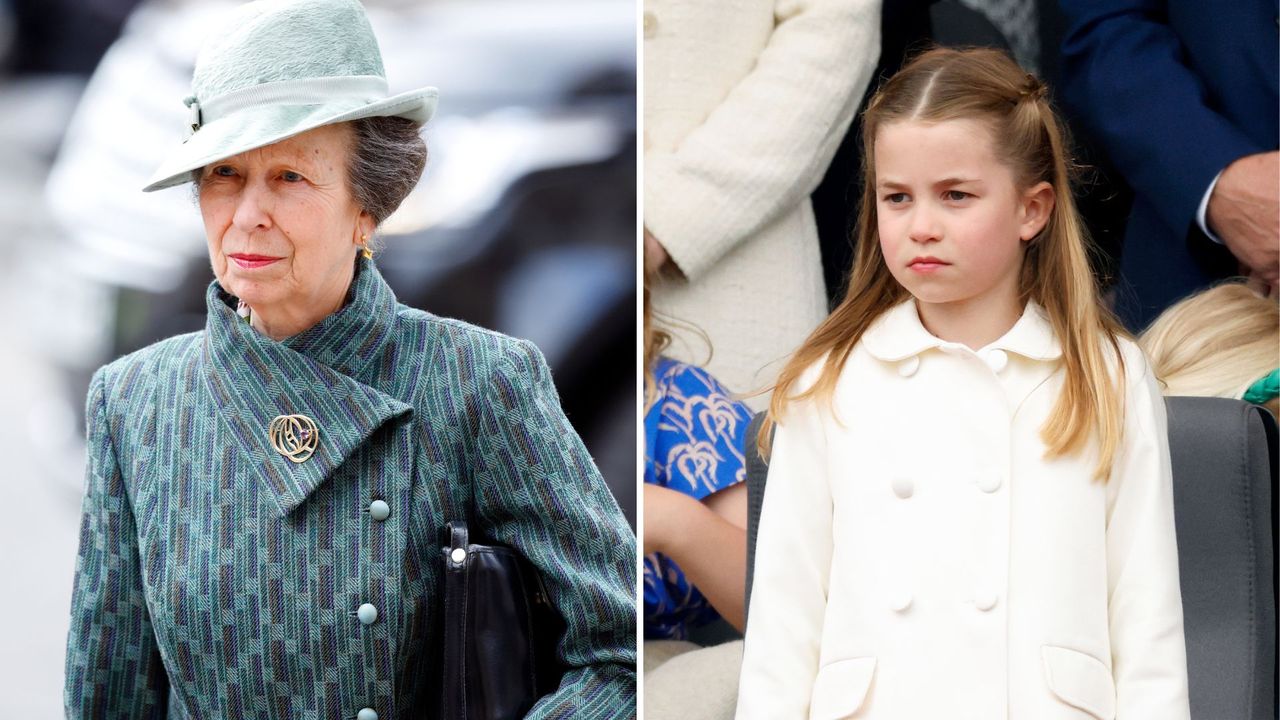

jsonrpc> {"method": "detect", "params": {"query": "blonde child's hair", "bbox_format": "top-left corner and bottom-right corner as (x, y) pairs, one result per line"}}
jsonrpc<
(759, 46), (1129, 481)
(643, 277), (672, 412)
(643, 259), (717, 411)
(1139, 282), (1280, 418)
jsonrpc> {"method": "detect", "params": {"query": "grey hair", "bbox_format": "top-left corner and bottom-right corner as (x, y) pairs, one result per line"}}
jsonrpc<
(347, 116), (428, 236)
(189, 117), (428, 244)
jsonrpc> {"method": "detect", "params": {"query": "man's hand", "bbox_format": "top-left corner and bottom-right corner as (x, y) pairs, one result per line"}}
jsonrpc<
(1207, 151), (1279, 286)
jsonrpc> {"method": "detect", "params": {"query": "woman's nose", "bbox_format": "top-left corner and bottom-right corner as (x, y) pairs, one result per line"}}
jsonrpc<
(231, 181), (273, 233)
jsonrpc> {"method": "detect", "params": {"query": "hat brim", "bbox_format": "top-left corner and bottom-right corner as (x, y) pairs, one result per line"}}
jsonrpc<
(142, 86), (438, 192)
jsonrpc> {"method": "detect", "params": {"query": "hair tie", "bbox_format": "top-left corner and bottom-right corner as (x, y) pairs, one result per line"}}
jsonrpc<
(1243, 368), (1279, 405)
(1018, 74), (1047, 103)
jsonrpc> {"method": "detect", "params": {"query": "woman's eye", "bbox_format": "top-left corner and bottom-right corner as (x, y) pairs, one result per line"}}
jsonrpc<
(945, 190), (970, 201)
(281, 171), (304, 183)
(211, 165), (236, 177)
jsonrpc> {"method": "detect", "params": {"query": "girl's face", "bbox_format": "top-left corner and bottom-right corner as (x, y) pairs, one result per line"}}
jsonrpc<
(874, 118), (1053, 317)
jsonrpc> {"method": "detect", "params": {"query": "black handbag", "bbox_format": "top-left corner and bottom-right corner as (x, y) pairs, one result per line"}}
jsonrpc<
(441, 521), (567, 720)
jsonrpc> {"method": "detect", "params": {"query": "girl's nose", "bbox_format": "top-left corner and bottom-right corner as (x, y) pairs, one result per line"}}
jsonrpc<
(907, 207), (942, 244)
(231, 180), (273, 234)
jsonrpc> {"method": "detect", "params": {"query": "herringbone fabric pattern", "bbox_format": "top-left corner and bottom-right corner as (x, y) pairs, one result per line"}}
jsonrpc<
(64, 256), (637, 719)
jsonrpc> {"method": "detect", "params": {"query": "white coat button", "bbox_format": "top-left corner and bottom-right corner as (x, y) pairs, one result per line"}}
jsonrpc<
(357, 603), (378, 625)
(450, 547), (467, 564)
(972, 592), (998, 611)
(976, 474), (1002, 493)
(643, 11), (657, 38)
(357, 709), (378, 720)
(369, 499), (390, 521)
(889, 590), (913, 612)
(897, 356), (920, 377)
(891, 476), (914, 499)
(984, 349), (1008, 373)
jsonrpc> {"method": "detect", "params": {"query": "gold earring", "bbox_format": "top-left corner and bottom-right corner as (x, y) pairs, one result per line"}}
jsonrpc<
(360, 234), (373, 260)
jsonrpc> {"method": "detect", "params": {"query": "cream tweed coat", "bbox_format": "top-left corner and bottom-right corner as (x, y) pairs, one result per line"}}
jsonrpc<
(644, 0), (881, 407)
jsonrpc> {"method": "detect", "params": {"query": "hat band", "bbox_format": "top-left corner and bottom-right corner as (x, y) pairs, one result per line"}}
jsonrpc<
(198, 75), (390, 124)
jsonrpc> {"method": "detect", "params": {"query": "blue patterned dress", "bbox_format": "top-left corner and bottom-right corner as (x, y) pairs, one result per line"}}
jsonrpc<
(643, 357), (752, 640)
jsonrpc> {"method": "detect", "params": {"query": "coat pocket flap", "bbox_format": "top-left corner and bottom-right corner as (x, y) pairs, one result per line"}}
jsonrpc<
(809, 656), (876, 719)
(1041, 645), (1116, 720)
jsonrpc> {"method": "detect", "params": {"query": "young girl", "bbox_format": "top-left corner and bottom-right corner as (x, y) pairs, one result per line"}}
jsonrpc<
(736, 48), (1190, 719)
(643, 267), (751, 644)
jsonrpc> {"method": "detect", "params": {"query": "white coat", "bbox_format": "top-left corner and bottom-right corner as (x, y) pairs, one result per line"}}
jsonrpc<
(643, 0), (880, 408)
(737, 299), (1191, 719)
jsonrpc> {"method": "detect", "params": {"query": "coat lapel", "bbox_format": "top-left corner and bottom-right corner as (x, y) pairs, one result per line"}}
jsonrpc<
(984, 302), (1064, 416)
(202, 257), (412, 518)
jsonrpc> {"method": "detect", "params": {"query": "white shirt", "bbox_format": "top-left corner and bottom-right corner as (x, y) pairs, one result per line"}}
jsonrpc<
(1197, 171), (1225, 243)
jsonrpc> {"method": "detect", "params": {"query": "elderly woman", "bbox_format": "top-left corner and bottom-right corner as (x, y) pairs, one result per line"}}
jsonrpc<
(62, 1), (636, 718)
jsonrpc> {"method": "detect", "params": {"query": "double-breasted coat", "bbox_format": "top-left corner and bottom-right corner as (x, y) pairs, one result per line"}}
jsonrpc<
(64, 257), (637, 719)
(737, 299), (1190, 719)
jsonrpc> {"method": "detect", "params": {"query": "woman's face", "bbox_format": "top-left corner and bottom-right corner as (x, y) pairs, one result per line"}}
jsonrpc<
(198, 123), (372, 312)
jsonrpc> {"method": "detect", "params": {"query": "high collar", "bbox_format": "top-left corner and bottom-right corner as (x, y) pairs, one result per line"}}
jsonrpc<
(201, 256), (412, 517)
(862, 297), (1063, 362)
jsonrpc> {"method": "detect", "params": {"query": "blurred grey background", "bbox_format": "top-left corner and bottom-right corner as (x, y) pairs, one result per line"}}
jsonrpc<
(0, 0), (636, 714)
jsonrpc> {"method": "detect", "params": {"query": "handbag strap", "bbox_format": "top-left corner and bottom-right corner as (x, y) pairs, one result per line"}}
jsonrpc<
(441, 519), (471, 719)
(445, 520), (469, 561)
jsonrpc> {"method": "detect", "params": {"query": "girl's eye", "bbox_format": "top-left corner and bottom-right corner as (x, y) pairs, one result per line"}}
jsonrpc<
(281, 171), (304, 183)
(945, 190), (970, 201)
(885, 193), (909, 204)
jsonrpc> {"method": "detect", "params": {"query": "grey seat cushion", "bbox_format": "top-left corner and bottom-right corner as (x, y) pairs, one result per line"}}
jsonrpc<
(1166, 397), (1276, 720)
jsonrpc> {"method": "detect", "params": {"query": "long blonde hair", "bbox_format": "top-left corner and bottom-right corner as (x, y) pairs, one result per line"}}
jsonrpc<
(760, 47), (1128, 480)
(1139, 282), (1280, 417)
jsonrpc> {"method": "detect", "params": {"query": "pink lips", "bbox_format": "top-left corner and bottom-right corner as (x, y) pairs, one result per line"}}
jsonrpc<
(909, 256), (949, 274)
(229, 253), (283, 269)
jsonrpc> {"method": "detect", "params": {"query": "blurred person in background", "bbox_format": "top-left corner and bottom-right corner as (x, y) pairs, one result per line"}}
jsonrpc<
(642, 0), (881, 410)
(1059, 0), (1279, 331)
(0, 0), (148, 713)
(62, 0), (636, 717)
(1138, 281), (1279, 419)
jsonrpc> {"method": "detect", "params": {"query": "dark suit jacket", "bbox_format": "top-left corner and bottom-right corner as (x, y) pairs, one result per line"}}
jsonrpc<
(1060, 0), (1280, 330)
(64, 256), (636, 718)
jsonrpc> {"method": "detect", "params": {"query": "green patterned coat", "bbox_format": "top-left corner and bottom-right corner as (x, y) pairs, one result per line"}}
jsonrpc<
(64, 257), (637, 719)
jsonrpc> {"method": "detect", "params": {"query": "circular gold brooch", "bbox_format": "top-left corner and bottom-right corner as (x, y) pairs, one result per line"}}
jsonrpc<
(268, 414), (319, 463)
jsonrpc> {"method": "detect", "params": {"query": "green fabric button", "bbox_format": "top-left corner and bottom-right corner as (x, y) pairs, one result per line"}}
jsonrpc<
(369, 500), (390, 521)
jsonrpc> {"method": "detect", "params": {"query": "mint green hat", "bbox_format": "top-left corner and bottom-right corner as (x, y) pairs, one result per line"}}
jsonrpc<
(143, 0), (438, 192)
